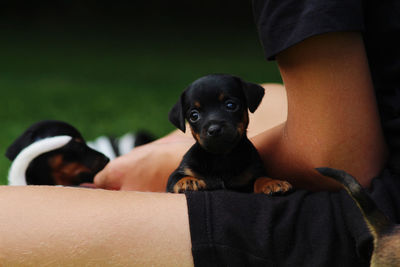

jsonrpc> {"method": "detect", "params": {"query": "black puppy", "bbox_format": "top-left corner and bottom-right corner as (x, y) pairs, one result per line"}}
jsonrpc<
(167, 74), (292, 194)
(317, 167), (400, 266)
(6, 120), (109, 186)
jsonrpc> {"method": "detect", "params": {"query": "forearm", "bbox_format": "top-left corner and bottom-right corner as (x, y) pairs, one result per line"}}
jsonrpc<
(252, 32), (388, 190)
(252, 123), (342, 190)
(94, 131), (194, 191)
(154, 127), (194, 144)
(0, 186), (193, 266)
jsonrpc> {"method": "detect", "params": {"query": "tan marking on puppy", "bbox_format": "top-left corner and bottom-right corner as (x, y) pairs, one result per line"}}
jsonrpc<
(190, 125), (203, 145)
(194, 101), (201, 108)
(237, 111), (249, 137)
(183, 167), (204, 182)
(237, 122), (246, 137)
(49, 154), (91, 186)
(243, 111), (249, 127)
(218, 93), (225, 102)
(183, 167), (196, 178)
(49, 154), (63, 168)
(173, 177), (207, 193)
(254, 177), (292, 195)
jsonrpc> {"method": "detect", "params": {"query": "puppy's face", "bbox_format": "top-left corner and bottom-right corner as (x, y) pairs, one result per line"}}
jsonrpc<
(27, 138), (109, 186)
(184, 80), (248, 153)
(49, 138), (109, 185)
(6, 120), (110, 186)
(169, 74), (265, 154)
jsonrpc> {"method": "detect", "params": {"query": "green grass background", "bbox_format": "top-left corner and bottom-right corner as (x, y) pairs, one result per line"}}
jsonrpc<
(0, 26), (282, 185)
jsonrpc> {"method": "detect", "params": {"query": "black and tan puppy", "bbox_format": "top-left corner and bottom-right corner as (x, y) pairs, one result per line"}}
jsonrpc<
(167, 74), (292, 194)
(317, 167), (400, 267)
(6, 120), (109, 186)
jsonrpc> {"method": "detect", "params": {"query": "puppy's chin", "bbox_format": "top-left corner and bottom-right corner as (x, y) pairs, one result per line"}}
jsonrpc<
(200, 133), (240, 154)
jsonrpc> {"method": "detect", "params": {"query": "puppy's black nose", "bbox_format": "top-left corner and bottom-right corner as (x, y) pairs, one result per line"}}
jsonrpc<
(207, 124), (222, 137)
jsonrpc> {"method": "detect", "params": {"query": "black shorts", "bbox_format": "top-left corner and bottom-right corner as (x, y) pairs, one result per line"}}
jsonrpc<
(185, 169), (400, 266)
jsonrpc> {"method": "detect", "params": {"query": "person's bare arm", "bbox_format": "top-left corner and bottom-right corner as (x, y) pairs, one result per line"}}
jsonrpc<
(0, 186), (193, 266)
(252, 32), (388, 190)
(94, 139), (193, 191)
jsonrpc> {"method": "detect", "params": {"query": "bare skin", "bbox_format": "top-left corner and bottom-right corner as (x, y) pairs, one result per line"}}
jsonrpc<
(252, 32), (388, 190)
(0, 186), (193, 266)
(0, 32), (388, 265)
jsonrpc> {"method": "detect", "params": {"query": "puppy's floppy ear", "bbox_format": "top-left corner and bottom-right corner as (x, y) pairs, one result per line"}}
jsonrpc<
(5, 131), (32, 161)
(168, 91), (186, 132)
(6, 141), (20, 161)
(240, 79), (265, 113)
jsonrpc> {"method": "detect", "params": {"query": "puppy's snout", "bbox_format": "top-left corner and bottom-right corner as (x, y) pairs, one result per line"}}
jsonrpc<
(99, 155), (110, 167)
(92, 153), (110, 172)
(207, 124), (223, 137)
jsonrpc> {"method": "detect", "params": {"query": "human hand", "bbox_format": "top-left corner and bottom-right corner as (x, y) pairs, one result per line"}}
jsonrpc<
(94, 138), (193, 191)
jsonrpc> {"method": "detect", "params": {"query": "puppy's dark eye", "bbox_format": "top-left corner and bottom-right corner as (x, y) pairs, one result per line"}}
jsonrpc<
(189, 110), (200, 123)
(225, 100), (238, 111)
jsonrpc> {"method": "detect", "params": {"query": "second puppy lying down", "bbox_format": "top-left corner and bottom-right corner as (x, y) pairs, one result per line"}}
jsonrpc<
(6, 120), (110, 186)
(167, 74), (292, 194)
(6, 120), (154, 186)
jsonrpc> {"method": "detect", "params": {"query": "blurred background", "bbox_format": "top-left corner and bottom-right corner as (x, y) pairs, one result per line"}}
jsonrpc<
(0, 0), (282, 184)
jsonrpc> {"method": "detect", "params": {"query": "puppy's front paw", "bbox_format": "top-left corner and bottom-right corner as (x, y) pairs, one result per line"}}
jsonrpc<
(173, 177), (206, 193)
(254, 177), (292, 195)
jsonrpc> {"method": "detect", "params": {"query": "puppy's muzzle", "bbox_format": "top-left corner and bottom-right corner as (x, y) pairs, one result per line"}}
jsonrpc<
(92, 155), (110, 172)
(201, 121), (239, 153)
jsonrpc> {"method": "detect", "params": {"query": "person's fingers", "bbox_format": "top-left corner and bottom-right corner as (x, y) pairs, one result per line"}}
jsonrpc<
(93, 168), (107, 188)
(94, 164), (122, 190)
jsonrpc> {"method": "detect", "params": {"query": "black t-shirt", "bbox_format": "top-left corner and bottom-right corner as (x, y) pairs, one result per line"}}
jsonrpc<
(186, 0), (400, 266)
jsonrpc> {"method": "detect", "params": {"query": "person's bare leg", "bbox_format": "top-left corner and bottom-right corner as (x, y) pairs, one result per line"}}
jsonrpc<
(0, 186), (194, 266)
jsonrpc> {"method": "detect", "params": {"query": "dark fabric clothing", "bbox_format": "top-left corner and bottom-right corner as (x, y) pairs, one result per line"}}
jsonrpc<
(186, 0), (400, 266)
(253, 0), (365, 60)
(187, 170), (400, 266)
